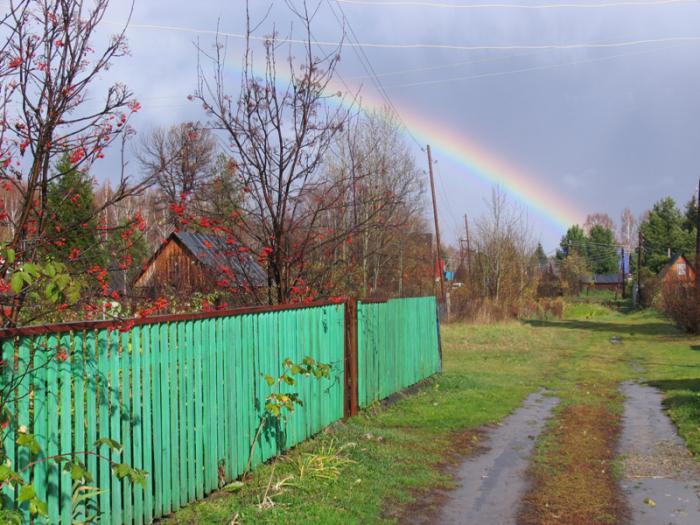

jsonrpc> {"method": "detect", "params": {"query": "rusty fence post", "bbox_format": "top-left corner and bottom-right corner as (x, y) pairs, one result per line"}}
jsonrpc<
(344, 298), (359, 418)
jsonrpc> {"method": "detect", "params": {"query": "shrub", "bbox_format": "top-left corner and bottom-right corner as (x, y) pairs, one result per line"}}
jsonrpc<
(638, 267), (662, 308)
(660, 279), (700, 333)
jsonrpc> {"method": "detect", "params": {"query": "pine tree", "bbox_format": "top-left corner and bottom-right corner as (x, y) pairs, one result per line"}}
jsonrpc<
(44, 155), (104, 270)
(586, 224), (618, 274)
(639, 197), (694, 273)
(557, 225), (587, 259)
(534, 242), (548, 266)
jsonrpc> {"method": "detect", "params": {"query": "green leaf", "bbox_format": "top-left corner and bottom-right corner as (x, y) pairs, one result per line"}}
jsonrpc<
(22, 263), (39, 277)
(283, 375), (295, 386)
(16, 432), (41, 455)
(264, 374), (275, 386)
(95, 437), (123, 453)
(18, 484), (36, 503)
(10, 273), (23, 294)
(290, 364), (302, 375)
(5, 249), (15, 264)
(128, 469), (147, 487)
(55, 274), (70, 290)
(43, 263), (56, 278)
(302, 356), (315, 366)
(29, 498), (47, 517)
(67, 461), (92, 482)
(0, 509), (22, 525)
(111, 463), (131, 480)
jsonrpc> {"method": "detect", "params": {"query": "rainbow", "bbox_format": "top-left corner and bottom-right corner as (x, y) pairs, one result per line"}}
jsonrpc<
(221, 60), (586, 234)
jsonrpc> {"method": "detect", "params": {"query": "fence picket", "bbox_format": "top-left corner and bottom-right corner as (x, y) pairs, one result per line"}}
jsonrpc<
(131, 327), (144, 525)
(168, 322), (179, 511)
(32, 335), (48, 506)
(59, 332), (72, 525)
(15, 338), (30, 521)
(141, 326), (153, 523)
(121, 330), (133, 525)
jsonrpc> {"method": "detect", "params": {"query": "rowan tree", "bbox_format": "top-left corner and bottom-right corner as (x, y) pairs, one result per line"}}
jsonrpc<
(0, 0), (148, 325)
(193, 0), (355, 304)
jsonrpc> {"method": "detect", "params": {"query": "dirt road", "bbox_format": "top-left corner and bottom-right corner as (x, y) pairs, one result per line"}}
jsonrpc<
(619, 381), (700, 525)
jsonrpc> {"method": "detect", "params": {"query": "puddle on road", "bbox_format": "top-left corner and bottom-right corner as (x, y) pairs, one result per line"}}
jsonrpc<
(619, 381), (700, 525)
(432, 389), (559, 525)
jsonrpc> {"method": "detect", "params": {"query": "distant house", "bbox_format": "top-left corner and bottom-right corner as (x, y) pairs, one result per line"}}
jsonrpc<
(659, 254), (696, 284)
(134, 231), (267, 300)
(582, 274), (624, 292)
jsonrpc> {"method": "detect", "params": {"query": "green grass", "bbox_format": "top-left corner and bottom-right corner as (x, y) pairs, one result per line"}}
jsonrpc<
(165, 303), (700, 524)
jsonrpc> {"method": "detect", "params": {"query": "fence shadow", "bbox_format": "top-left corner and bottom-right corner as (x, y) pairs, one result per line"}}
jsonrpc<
(646, 378), (700, 422)
(524, 319), (681, 338)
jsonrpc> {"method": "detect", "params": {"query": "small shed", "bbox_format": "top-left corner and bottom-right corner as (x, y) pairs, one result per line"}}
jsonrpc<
(659, 254), (696, 284)
(134, 231), (266, 298)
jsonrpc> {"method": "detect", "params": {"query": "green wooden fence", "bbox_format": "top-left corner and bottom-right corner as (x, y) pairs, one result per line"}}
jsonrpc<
(0, 296), (440, 524)
(357, 297), (441, 408)
(0, 304), (346, 525)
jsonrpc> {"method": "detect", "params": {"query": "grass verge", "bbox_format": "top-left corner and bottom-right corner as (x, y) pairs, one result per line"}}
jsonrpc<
(165, 299), (700, 524)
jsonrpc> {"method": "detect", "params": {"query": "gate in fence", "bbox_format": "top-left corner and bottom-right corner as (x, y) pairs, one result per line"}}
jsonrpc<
(0, 296), (440, 524)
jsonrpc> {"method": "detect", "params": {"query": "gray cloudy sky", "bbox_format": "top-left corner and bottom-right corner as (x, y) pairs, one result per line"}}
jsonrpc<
(100, 0), (700, 251)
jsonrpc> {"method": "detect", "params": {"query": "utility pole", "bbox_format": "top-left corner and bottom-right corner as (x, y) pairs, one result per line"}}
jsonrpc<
(464, 214), (472, 280)
(427, 145), (446, 303)
(636, 230), (643, 306)
(695, 178), (700, 300)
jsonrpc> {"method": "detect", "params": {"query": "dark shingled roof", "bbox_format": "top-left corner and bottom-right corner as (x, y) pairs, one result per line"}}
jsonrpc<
(580, 274), (623, 285)
(592, 274), (623, 285)
(174, 231), (267, 287)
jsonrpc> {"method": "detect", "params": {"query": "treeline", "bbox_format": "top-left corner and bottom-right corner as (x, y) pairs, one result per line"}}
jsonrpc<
(448, 189), (699, 325)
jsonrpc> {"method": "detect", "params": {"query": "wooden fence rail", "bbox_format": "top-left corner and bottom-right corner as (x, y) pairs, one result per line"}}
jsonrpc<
(0, 297), (440, 524)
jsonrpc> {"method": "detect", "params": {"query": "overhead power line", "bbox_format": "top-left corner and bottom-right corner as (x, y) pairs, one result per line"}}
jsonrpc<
(387, 43), (691, 87)
(334, 0), (700, 9)
(347, 51), (534, 80)
(120, 23), (700, 53)
(324, 0), (423, 147)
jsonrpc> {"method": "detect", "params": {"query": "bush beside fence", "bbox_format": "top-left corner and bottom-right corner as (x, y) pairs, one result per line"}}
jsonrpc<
(0, 296), (440, 524)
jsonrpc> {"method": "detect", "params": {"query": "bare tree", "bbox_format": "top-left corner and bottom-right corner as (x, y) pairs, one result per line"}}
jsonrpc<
(139, 121), (217, 226)
(584, 213), (615, 234)
(0, 0), (147, 325)
(473, 187), (535, 302)
(193, 1), (355, 304)
(619, 207), (637, 251)
(322, 109), (427, 297)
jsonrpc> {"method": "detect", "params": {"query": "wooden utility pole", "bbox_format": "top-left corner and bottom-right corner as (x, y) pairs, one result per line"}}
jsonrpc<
(464, 214), (472, 279)
(636, 230), (643, 305)
(427, 145), (446, 302)
(695, 178), (700, 299)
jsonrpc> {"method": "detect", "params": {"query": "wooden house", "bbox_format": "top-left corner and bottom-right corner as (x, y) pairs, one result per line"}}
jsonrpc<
(582, 274), (624, 292)
(659, 254), (696, 284)
(134, 231), (266, 299)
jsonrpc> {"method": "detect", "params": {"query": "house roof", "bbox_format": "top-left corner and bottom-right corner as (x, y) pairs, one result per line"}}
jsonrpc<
(659, 253), (694, 278)
(580, 274), (622, 284)
(175, 231), (267, 286)
(136, 231), (267, 288)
